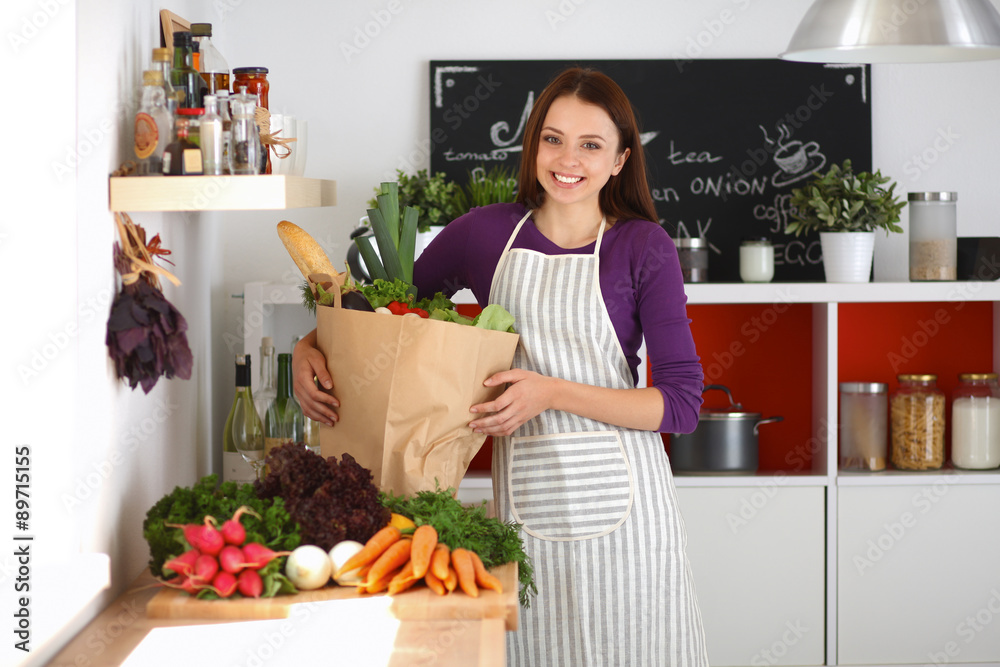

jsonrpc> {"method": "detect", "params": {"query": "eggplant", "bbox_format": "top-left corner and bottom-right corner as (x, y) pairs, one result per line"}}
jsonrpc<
(341, 290), (375, 312)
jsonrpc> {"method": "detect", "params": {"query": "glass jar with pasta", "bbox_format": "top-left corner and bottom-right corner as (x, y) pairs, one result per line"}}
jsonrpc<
(890, 374), (946, 470)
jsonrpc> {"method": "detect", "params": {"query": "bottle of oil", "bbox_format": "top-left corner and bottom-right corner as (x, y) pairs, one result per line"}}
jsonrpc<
(191, 23), (230, 95)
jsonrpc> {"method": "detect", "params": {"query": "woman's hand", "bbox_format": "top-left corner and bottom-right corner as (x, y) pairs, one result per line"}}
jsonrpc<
(468, 369), (559, 437)
(292, 330), (339, 426)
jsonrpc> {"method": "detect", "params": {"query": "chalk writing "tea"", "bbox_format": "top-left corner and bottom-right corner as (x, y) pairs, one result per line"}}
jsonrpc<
(668, 140), (723, 165)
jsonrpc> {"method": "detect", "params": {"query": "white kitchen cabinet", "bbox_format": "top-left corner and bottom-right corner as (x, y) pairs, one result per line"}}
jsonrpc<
(676, 280), (1000, 667)
(837, 483), (1000, 666)
(676, 485), (827, 667)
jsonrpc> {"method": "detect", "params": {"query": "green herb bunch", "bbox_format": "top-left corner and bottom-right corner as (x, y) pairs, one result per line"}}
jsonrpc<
(786, 159), (905, 237)
(454, 164), (518, 212)
(380, 487), (536, 607)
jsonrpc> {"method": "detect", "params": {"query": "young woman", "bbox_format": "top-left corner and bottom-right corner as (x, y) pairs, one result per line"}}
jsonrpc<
(294, 67), (708, 666)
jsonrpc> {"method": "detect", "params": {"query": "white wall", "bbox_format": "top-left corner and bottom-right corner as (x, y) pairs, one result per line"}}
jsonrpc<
(5, 0), (1000, 662)
(5, 0), (214, 664)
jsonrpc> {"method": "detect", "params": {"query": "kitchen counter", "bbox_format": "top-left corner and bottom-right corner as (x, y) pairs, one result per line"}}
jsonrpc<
(48, 569), (509, 666)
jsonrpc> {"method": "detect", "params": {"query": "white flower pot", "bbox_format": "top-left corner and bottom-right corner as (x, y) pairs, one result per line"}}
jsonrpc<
(415, 226), (446, 257)
(820, 231), (875, 283)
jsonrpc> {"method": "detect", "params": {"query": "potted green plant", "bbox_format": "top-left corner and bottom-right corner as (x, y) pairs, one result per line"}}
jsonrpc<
(786, 159), (905, 283)
(453, 164), (518, 212)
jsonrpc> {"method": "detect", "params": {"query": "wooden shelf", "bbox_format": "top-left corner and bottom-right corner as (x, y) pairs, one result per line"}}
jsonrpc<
(108, 175), (337, 212)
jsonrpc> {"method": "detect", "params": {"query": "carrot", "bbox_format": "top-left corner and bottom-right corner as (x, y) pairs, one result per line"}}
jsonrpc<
(336, 525), (401, 578)
(365, 538), (412, 586)
(443, 565), (458, 593)
(424, 571), (447, 596)
(409, 524), (438, 579)
(451, 548), (479, 598)
(362, 565), (402, 594)
(430, 543), (451, 581)
(468, 550), (503, 594)
(387, 560), (420, 596)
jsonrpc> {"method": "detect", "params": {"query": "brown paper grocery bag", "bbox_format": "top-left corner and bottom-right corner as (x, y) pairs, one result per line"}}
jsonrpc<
(315, 303), (519, 496)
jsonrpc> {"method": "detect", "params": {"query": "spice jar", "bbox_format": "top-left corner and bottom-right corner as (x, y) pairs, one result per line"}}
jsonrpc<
(908, 192), (957, 281)
(740, 237), (775, 283)
(890, 374), (946, 470)
(839, 382), (888, 471)
(951, 373), (1000, 470)
(677, 237), (708, 283)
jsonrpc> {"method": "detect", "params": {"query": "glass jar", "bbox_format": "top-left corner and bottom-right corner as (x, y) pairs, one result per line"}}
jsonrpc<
(229, 86), (262, 175)
(839, 382), (888, 471)
(232, 67), (269, 109)
(740, 237), (775, 283)
(677, 237), (708, 283)
(175, 108), (203, 146)
(890, 374), (946, 470)
(951, 373), (1000, 470)
(908, 192), (957, 281)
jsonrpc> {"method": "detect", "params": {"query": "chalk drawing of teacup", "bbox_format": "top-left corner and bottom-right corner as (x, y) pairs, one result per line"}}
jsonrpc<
(774, 140), (819, 174)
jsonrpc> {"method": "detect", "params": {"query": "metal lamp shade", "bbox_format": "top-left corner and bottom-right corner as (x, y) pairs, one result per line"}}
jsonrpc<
(781, 0), (1000, 62)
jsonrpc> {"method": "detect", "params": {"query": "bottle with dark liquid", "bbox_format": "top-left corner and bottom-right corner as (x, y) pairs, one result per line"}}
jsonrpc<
(191, 23), (230, 95)
(163, 110), (204, 175)
(170, 31), (202, 109)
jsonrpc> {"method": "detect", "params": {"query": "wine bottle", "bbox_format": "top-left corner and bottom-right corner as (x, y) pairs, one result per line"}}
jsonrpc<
(223, 355), (258, 484)
(170, 31), (202, 109)
(253, 337), (277, 423)
(264, 353), (304, 458)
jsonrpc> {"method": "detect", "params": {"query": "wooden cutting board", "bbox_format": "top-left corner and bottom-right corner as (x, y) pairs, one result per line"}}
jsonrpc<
(146, 562), (518, 631)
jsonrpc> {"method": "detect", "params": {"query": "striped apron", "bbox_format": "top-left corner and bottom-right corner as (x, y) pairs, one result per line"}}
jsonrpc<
(489, 211), (709, 667)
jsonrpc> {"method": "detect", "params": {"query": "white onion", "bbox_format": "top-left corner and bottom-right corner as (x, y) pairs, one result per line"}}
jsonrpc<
(285, 545), (332, 590)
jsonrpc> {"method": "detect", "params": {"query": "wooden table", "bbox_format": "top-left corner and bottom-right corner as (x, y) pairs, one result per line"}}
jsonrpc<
(48, 569), (514, 666)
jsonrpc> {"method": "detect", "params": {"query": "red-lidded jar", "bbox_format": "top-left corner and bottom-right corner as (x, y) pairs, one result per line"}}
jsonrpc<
(232, 67), (269, 110)
(890, 374), (946, 470)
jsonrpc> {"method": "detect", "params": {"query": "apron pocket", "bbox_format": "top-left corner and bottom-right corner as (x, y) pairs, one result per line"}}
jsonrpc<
(508, 430), (634, 541)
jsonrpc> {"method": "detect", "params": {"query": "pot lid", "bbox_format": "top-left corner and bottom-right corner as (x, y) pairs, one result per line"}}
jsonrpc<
(698, 409), (763, 420)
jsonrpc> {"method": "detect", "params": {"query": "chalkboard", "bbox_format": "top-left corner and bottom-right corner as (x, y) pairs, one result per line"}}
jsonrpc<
(429, 60), (872, 282)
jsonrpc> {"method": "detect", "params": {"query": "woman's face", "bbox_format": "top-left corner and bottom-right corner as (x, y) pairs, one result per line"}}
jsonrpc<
(535, 95), (629, 212)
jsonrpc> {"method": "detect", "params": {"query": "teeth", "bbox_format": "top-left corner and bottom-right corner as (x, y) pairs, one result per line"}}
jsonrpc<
(553, 173), (582, 184)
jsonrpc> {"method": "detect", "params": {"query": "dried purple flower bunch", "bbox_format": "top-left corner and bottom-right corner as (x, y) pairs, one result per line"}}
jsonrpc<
(106, 214), (193, 394)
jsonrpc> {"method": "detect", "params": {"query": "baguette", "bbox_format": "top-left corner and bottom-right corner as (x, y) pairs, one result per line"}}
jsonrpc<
(276, 220), (339, 280)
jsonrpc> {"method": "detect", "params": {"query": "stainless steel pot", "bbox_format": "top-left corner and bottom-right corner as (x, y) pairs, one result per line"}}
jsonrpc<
(670, 384), (783, 474)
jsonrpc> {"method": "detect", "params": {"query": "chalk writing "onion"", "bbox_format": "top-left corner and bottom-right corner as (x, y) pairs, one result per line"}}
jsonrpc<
(690, 173), (767, 198)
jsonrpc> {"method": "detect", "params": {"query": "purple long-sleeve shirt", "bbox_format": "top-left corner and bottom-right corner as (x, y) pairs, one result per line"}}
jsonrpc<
(413, 203), (703, 434)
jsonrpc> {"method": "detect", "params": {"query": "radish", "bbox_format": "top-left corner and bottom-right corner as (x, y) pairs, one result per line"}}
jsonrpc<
(193, 554), (219, 583)
(163, 549), (200, 578)
(194, 518), (225, 556)
(212, 570), (238, 598)
(168, 516), (225, 556)
(242, 543), (291, 569)
(237, 569), (264, 598)
(162, 574), (208, 596)
(219, 506), (260, 546)
(219, 545), (248, 574)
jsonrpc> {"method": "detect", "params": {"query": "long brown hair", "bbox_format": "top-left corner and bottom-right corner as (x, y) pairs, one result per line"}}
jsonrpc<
(516, 67), (659, 224)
